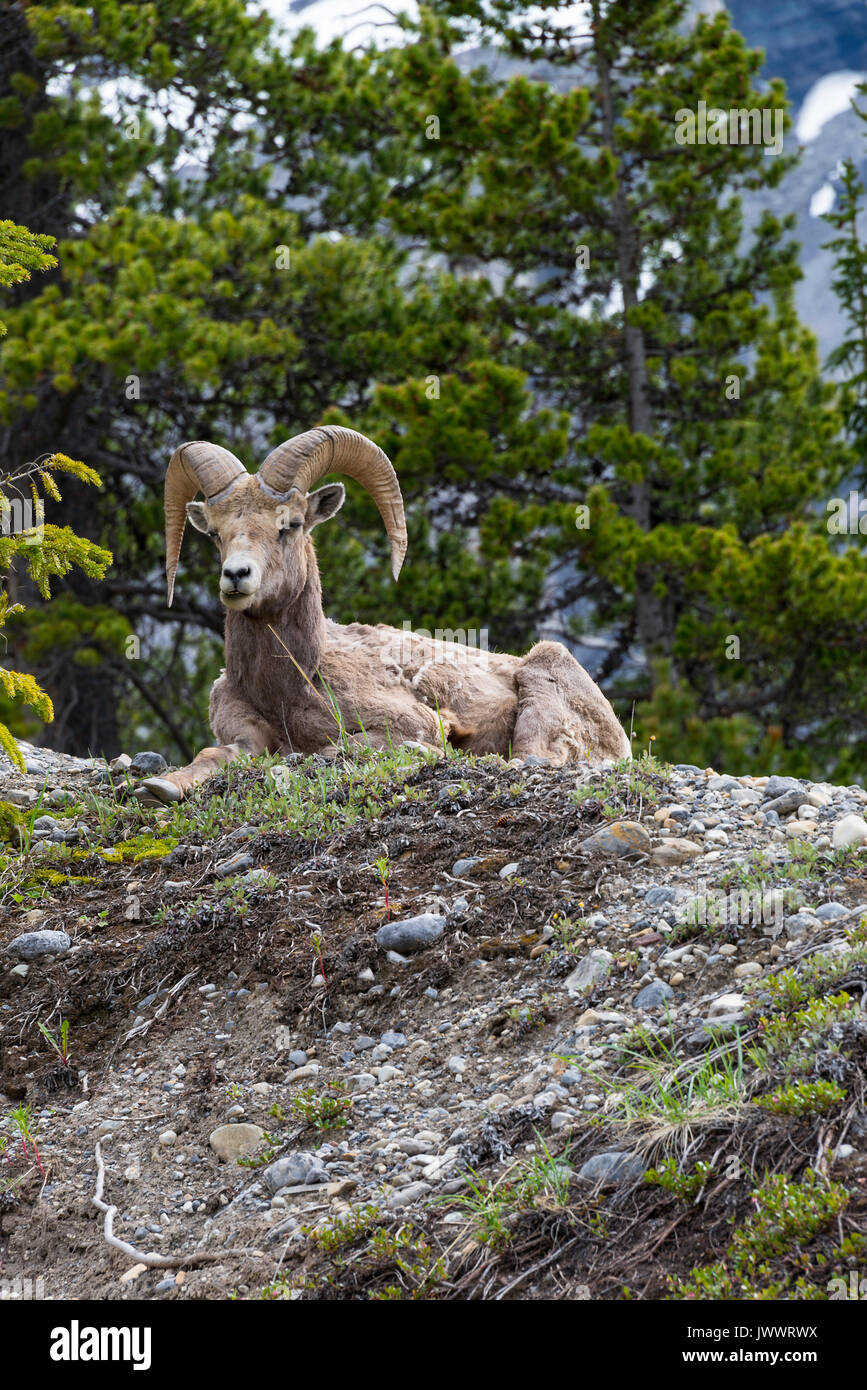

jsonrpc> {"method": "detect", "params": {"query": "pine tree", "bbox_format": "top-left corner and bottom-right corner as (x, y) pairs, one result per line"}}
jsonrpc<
(0, 218), (110, 765)
(2, 0), (866, 776)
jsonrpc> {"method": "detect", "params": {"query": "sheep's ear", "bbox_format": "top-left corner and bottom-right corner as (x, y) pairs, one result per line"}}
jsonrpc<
(186, 501), (210, 533)
(305, 483), (345, 530)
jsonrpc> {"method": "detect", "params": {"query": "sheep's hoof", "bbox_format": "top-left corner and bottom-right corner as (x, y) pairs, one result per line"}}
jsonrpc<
(133, 777), (182, 806)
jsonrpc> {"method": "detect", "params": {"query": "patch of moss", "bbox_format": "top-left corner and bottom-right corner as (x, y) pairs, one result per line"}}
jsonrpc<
(31, 869), (96, 887)
(0, 801), (25, 845)
(99, 834), (177, 864)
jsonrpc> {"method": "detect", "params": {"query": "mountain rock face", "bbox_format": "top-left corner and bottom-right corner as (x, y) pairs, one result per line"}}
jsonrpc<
(727, 0), (867, 109)
(281, 0), (867, 359)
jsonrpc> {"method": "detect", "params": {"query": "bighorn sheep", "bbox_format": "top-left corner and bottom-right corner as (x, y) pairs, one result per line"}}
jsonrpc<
(134, 426), (630, 804)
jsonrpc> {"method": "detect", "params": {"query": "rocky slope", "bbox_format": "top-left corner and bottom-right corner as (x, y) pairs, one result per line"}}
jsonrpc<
(0, 741), (865, 1300)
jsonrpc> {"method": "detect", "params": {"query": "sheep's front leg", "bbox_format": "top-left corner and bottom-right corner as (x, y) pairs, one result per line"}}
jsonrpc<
(133, 679), (279, 805)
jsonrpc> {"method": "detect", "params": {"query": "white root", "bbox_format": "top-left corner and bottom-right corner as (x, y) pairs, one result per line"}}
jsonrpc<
(92, 1142), (264, 1270)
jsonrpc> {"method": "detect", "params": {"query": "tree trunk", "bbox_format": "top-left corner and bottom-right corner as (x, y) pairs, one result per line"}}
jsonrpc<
(594, 14), (675, 667)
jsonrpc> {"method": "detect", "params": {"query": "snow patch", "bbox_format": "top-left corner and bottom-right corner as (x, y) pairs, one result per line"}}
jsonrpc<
(809, 182), (836, 218)
(797, 72), (866, 143)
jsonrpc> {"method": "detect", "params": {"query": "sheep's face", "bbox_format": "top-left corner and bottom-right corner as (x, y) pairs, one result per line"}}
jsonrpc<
(186, 477), (345, 613)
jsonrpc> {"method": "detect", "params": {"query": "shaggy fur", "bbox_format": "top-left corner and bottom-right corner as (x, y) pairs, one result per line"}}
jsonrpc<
(136, 474), (630, 803)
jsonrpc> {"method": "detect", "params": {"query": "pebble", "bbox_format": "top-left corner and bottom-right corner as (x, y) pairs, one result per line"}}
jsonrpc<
(263, 1153), (328, 1192)
(733, 962), (762, 979)
(832, 814), (867, 849)
(214, 851), (254, 878)
(6, 930), (71, 960)
(582, 821), (651, 857)
(633, 980), (674, 1010)
(129, 751), (169, 776)
(814, 902), (848, 920)
(651, 838), (704, 865)
(376, 914), (446, 953)
(209, 1124), (266, 1162)
(578, 1151), (645, 1186)
(452, 858), (483, 877)
(387, 1181), (432, 1209)
(563, 950), (614, 997)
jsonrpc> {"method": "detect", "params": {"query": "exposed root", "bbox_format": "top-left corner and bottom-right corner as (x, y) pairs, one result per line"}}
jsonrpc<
(92, 1143), (264, 1270)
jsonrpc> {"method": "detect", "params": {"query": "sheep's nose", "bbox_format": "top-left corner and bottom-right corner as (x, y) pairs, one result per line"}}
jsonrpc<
(222, 563), (251, 587)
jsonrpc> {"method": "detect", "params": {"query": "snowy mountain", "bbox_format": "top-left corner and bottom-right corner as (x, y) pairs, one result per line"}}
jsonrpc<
(260, 0), (867, 359)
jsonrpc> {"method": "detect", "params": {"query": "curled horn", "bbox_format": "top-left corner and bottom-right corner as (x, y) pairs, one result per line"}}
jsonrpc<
(164, 441), (247, 606)
(257, 425), (407, 580)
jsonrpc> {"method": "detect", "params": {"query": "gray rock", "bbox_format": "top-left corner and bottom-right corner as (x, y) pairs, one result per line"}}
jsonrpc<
(814, 902), (849, 921)
(764, 776), (803, 800)
(707, 775), (742, 792)
(376, 913), (445, 953)
(784, 912), (817, 940)
(30, 815), (63, 838)
(762, 789), (810, 816)
(129, 751), (168, 776)
(4, 788), (34, 806)
(346, 1072), (376, 1093)
(288, 1050), (308, 1067)
(578, 1151), (646, 1186)
(381, 1031), (408, 1048)
(833, 815), (867, 850)
(633, 979), (675, 1010)
(563, 949), (614, 997)
(386, 1181), (432, 1209)
(644, 885), (677, 906)
(263, 1152), (328, 1193)
(214, 851), (254, 878)
(452, 858), (483, 878)
(6, 930), (71, 960)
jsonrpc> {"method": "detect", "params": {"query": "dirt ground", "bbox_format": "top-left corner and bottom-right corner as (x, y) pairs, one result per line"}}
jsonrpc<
(1, 749), (866, 1300)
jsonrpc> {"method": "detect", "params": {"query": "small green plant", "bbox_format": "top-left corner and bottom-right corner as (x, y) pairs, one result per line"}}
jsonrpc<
(644, 1157), (716, 1202)
(310, 930), (327, 984)
(450, 1137), (574, 1249)
(755, 1079), (846, 1117)
(236, 1132), (279, 1168)
(572, 751), (669, 818)
(226, 1081), (243, 1101)
(372, 854), (391, 919)
(9, 1104), (43, 1178)
(292, 1082), (351, 1130)
(569, 1017), (749, 1144)
(669, 1170), (850, 1299)
(268, 1101), (286, 1124)
(37, 1017), (71, 1066)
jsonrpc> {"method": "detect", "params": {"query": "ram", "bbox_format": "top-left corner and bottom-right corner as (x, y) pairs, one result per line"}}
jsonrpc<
(134, 426), (630, 804)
